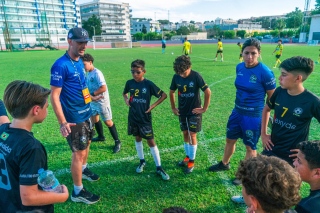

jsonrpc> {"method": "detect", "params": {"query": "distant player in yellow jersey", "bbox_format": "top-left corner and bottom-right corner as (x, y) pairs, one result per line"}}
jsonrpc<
(182, 37), (192, 55)
(237, 42), (243, 63)
(214, 38), (223, 61)
(272, 39), (283, 68)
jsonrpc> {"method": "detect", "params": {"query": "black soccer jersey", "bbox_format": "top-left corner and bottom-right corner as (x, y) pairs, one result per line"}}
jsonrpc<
(266, 87), (320, 163)
(0, 100), (7, 117)
(295, 189), (320, 213)
(123, 78), (163, 125)
(170, 70), (208, 116)
(0, 123), (53, 213)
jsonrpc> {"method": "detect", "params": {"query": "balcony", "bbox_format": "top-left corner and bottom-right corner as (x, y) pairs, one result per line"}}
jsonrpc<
(102, 27), (126, 31)
(100, 17), (124, 21)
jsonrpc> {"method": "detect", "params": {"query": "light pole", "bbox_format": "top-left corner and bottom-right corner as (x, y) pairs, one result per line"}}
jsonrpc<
(91, 26), (95, 37)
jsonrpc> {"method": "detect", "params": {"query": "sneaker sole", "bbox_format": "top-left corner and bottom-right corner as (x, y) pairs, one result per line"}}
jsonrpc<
(71, 196), (100, 204)
(208, 165), (230, 172)
(82, 175), (100, 182)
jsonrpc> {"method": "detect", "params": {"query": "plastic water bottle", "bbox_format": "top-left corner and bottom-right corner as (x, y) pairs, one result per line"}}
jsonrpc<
(37, 169), (62, 193)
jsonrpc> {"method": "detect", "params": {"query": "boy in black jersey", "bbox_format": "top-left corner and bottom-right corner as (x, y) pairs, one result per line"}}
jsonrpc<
(261, 56), (320, 165)
(170, 55), (211, 174)
(293, 140), (320, 213)
(123, 59), (170, 180)
(0, 81), (69, 213)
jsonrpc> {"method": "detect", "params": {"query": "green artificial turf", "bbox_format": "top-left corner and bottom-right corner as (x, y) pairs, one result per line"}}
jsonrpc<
(0, 43), (319, 213)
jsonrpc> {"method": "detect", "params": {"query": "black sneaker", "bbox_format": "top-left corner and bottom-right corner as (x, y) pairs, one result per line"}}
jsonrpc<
(209, 161), (230, 172)
(82, 168), (100, 182)
(71, 187), (100, 204)
(232, 178), (242, 186)
(91, 137), (106, 142)
(178, 160), (188, 167)
(184, 166), (194, 174)
(113, 140), (121, 153)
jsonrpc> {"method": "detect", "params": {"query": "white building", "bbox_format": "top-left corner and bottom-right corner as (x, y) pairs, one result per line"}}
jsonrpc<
(131, 20), (160, 34)
(0, 0), (81, 47)
(308, 14), (320, 41)
(80, 0), (131, 41)
(215, 17), (237, 25)
(162, 23), (176, 31)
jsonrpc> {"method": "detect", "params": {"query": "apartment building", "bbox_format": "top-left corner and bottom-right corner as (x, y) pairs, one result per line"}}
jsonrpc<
(80, 0), (131, 41)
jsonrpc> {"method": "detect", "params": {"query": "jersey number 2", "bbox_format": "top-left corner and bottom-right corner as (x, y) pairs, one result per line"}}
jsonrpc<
(135, 89), (139, 97)
(281, 107), (288, 117)
(0, 153), (11, 190)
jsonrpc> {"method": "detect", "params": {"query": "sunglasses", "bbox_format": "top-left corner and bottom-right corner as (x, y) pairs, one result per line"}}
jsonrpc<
(130, 70), (144, 75)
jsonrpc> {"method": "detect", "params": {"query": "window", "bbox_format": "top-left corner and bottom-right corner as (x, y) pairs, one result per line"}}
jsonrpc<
(60, 38), (66, 41)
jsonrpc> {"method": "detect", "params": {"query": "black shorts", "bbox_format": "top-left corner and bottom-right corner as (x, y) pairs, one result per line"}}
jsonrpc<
(217, 50), (223, 53)
(162, 44), (166, 48)
(66, 117), (95, 152)
(261, 150), (294, 167)
(128, 121), (154, 139)
(179, 115), (202, 133)
(276, 55), (281, 59)
(240, 54), (243, 57)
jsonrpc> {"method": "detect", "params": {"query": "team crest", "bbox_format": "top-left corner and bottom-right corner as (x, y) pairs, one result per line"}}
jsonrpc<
(81, 30), (88, 37)
(90, 77), (94, 82)
(68, 33), (73, 38)
(189, 81), (194, 87)
(1, 132), (9, 141)
(80, 135), (87, 143)
(293, 107), (303, 116)
(142, 88), (147, 93)
(246, 130), (253, 139)
(249, 75), (257, 83)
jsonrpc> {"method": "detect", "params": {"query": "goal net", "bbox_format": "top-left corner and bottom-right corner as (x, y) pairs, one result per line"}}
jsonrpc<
(307, 40), (318, 46)
(92, 36), (132, 50)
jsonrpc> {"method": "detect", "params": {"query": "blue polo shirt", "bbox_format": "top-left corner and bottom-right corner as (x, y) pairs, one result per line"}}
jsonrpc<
(234, 62), (276, 117)
(50, 53), (91, 124)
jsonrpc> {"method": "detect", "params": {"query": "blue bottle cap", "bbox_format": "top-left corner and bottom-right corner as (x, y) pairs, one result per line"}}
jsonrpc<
(38, 168), (44, 174)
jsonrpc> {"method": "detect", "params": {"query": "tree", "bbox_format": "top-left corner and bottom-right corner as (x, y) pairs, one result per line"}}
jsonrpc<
(286, 7), (303, 28)
(224, 30), (235, 39)
(206, 25), (222, 38)
(158, 20), (169, 24)
(133, 32), (144, 40)
(236, 30), (246, 38)
(204, 21), (210, 24)
(190, 20), (195, 24)
(311, 0), (320, 14)
(270, 29), (280, 37)
(175, 22), (179, 25)
(142, 24), (147, 34)
(188, 24), (197, 33)
(81, 14), (102, 38)
(176, 26), (190, 35)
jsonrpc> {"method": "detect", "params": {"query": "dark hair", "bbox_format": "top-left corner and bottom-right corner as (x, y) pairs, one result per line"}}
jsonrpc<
(237, 42), (240, 45)
(279, 56), (314, 81)
(242, 38), (261, 52)
(163, 207), (191, 213)
(173, 55), (192, 75)
(297, 140), (320, 169)
(4, 81), (50, 119)
(185, 37), (187, 40)
(131, 59), (145, 70)
(80, 53), (94, 63)
(218, 38), (221, 41)
(278, 39), (282, 43)
(236, 155), (301, 213)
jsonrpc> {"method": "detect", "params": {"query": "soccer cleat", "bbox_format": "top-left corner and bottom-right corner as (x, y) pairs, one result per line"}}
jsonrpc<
(209, 161), (230, 172)
(136, 161), (146, 173)
(213, 58), (217, 61)
(91, 137), (106, 142)
(156, 168), (170, 180)
(113, 140), (121, 153)
(178, 157), (189, 167)
(232, 178), (242, 186)
(184, 166), (194, 174)
(231, 196), (245, 204)
(82, 168), (100, 182)
(71, 188), (100, 204)
(221, 59), (223, 62)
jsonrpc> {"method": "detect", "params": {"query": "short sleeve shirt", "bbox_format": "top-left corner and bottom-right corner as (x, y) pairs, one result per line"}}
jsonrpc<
(295, 189), (320, 213)
(265, 87), (320, 163)
(218, 41), (223, 50)
(0, 123), (53, 213)
(161, 39), (166, 45)
(123, 79), (163, 125)
(0, 99), (7, 117)
(86, 68), (110, 108)
(239, 44), (243, 53)
(170, 70), (208, 116)
(275, 44), (283, 55)
(50, 52), (91, 124)
(234, 62), (276, 117)
(184, 41), (191, 51)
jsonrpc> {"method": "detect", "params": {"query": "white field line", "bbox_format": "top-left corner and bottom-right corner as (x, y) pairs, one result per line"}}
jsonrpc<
(200, 75), (235, 97)
(54, 137), (225, 177)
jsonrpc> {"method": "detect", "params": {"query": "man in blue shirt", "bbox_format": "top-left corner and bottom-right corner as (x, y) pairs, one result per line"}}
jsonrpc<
(50, 28), (101, 204)
(161, 37), (166, 54)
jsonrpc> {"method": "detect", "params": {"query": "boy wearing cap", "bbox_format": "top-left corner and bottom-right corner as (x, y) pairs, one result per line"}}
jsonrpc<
(50, 28), (101, 204)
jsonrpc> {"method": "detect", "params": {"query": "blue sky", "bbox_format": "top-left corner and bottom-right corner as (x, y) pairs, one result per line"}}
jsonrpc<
(78, 0), (317, 22)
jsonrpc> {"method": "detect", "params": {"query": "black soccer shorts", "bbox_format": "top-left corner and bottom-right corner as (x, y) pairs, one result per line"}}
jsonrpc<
(128, 121), (154, 140)
(179, 114), (202, 133)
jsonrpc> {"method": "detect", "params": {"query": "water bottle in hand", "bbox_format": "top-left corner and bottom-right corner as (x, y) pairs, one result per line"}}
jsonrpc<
(37, 169), (62, 193)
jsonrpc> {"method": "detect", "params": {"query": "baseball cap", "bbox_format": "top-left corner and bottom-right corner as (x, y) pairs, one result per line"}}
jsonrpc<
(67, 28), (91, 42)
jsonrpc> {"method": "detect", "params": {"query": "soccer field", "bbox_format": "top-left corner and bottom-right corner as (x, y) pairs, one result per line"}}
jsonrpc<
(1, 43), (320, 213)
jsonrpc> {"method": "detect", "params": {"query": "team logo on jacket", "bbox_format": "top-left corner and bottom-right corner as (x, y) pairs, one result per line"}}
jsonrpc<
(249, 75), (257, 83)
(293, 107), (303, 116)
(189, 81), (194, 87)
(142, 88), (147, 93)
(90, 77), (94, 82)
(246, 130), (253, 139)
